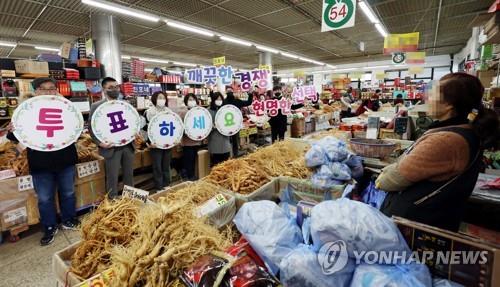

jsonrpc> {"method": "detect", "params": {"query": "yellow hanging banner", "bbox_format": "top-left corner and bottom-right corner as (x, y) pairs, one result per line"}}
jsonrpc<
(213, 56), (225, 66)
(384, 32), (419, 54)
(294, 71), (305, 78)
(375, 72), (386, 80)
(408, 66), (424, 75)
(350, 71), (363, 79)
(407, 52), (426, 64)
(259, 64), (271, 71)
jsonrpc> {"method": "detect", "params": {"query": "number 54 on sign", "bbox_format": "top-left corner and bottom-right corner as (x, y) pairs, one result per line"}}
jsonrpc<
(322, 0), (356, 32)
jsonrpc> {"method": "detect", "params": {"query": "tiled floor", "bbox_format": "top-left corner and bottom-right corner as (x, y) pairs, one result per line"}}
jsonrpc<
(0, 226), (81, 287)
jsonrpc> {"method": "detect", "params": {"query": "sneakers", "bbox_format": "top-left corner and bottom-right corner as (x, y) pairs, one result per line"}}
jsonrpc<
(40, 226), (58, 246)
(61, 218), (80, 231)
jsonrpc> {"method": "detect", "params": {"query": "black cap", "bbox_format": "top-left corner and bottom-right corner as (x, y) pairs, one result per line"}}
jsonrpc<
(32, 77), (56, 90)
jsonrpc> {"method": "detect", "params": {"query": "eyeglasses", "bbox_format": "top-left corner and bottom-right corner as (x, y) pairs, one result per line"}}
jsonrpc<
(106, 86), (121, 90)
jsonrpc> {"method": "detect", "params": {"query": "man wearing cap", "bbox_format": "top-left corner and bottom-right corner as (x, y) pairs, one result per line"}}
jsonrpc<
(7, 77), (79, 246)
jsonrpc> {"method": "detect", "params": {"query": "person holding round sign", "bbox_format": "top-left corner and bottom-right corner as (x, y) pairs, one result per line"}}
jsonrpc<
(145, 91), (179, 191)
(6, 77), (81, 246)
(89, 77), (141, 198)
(208, 92), (232, 166)
(178, 94), (212, 180)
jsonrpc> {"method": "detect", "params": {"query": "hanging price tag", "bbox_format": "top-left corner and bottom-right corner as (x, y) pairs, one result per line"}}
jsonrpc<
(77, 160), (101, 178)
(18, 175), (34, 191)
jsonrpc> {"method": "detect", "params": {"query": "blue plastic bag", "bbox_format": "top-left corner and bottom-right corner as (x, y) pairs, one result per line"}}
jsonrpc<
(305, 144), (328, 167)
(233, 201), (303, 275)
(350, 263), (432, 287)
(317, 136), (350, 162)
(280, 244), (355, 287)
(311, 173), (344, 190)
(361, 180), (387, 210)
(432, 278), (464, 287)
(310, 199), (410, 258)
(344, 154), (364, 180)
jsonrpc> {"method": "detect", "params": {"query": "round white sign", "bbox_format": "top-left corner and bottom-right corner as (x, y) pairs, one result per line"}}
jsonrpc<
(183, 107), (213, 141)
(147, 111), (184, 149)
(91, 100), (141, 146)
(215, 105), (243, 136)
(12, 95), (84, 152)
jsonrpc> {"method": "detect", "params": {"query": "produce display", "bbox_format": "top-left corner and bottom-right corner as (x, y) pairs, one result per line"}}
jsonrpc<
(0, 142), (28, 176)
(205, 141), (311, 194)
(75, 133), (101, 163)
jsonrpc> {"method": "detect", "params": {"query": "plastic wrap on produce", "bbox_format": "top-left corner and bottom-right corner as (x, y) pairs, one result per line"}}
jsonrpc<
(320, 162), (352, 181)
(317, 136), (350, 162)
(280, 244), (355, 287)
(311, 173), (344, 190)
(344, 154), (364, 180)
(350, 263), (432, 287)
(305, 144), (328, 167)
(432, 278), (464, 287)
(233, 201), (303, 275)
(310, 199), (410, 258)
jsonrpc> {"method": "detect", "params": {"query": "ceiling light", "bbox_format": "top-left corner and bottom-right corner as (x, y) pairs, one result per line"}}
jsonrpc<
(121, 55), (131, 60)
(375, 23), (388, 37)
(172, 61), (197, 67)
(256, 45), (279, 54)
(326, 64), (337, 69)
(81, 0), (159, 22)
(0, 41), (17, 47)
(35, 46), (59, 52)
(144, 68), (153, 72)
(166, 21), (214, 37)
(363, 65), (389, 69)
(280, 52), (299, 59)
(220, 36), (252, 47)
(335, 68), (357, 72)
(140, 57), (170, 64)
(359, 1), (379, 24)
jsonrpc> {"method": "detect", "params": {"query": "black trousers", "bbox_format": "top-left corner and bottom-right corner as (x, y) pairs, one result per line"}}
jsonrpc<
(271, 127), (286, 143)
(211, 153), (230, 166)
(231, 133), (240, 157)
(182, 146), (199, 180)
(150, 148), (171, 191)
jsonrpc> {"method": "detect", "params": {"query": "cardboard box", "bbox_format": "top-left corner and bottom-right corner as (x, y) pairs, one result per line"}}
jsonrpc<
(14, 60), (49, 75)
(0, 192), (28, 231)
(75, 159), (105, 185)
(142, 149), (152, 167)
(74, 177), (106, 210)
(53, 241), (83, 287)
(133, 151), (142, 169)
(394, 217), (500, 287)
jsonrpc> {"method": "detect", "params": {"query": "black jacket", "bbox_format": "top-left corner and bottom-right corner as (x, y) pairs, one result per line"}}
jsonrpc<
(223, 93), (253, 109)
(7, 132), (78, 173)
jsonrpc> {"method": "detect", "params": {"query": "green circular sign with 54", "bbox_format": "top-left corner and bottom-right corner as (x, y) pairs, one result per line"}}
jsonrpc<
(323, 0), (355, 29)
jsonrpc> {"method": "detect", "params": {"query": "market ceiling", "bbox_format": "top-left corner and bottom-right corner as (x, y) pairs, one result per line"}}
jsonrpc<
(0, 0), (493, 69)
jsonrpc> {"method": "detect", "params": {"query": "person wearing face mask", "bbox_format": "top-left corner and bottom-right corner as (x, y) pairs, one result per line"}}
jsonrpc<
(268, 86), (288, 143)
(145, 92), (172, 191)
(89, 77), (135, 198)
(178, 94), (203, 180)
(6, 77), (79, 246)
(223, 87), (254, 157)
(376, 73), (499, 231)
(208, 92), (231, 166)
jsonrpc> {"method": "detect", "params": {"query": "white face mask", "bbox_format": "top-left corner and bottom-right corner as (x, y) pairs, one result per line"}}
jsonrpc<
(215, 100), (223, 106)
(188, 100), (197, 108)
(157, 99), (166, 107)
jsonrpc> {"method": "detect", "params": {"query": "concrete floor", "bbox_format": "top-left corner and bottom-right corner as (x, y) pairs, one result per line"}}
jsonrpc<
(0, 226), (81, 287)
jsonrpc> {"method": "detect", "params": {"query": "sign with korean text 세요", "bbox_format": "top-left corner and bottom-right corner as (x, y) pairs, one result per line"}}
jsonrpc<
(213, 56), (226, 66)
(185, 65), (234, 85)
(322, 0), (356, 32)
(252, 99), (292, 117)
(12, 95), (84, 152)
(184, 107), (213, 141)
(147, 111), (184, 149)
(215, 105), (243, 136)
(91, 100), (141, 146)
(292, 85), (318, 104)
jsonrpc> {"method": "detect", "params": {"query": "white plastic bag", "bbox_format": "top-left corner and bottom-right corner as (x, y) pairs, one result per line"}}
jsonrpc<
(432, 278), (464, 287)
(350, 263), (432, 287)
(317, 136), (350, 162)
(233, 200), (303, 275)
(305, 144), (328, 167)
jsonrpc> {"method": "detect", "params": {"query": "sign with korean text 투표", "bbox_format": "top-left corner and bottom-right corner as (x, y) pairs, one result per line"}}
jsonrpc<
(215, 105), (243, 137)
(91, 100), (141, 146)
(292, 85), (318, 104)
(322, 0), (356, 32)
(252, 99), (292, 117)
(184, 107), (213, 141)
(147, 111), (184, 149)
(12, 95), (84, 152)
(185, 65), (234, 85)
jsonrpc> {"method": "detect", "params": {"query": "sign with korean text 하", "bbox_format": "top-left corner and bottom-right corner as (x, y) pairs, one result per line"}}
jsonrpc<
(91, 100), (141, 146)
(183, 107), (213, 141)
(215, 105), (243, 137)
(147, 111), (184, 149)
(322, 0), (356, 32)
(12, 95), (84, 152)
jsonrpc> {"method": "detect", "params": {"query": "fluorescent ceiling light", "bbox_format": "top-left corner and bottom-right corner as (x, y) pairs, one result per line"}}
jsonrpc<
(172, 61), (197, 67)
(375, 23), (388, 38)
(256, 45), (279, 54)
(35, 46), (59, 52)
(220, 36), (252, 47)
(364, 65), (389, 69)
(326, 64), (337, 69)
(121, 55), (131, 60)
(359, 1), (379, 24)
(280, 52), (299, 59)
(335, 68), (357, 72)
(299, 57), (314, 63)
(166, 21), (214, 37)
(81, 0), (159, 22)
(0, 41), (16, 47)
(140, 57), (170, 64)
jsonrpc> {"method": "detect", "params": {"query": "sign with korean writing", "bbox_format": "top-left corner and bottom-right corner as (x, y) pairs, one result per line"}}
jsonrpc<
(12, 95), (84, 152)
(406, 51), (425, 64)
(215, 105), (243, 136)
(235, 69), (270, 92)
(292, 85), (318, 104)
(123, 185), (149, 203)
(185, 65), (234, 85)
(18, 175), (33, 191)
(213, 56), (225, 66)
(91, 100), (141, 146)
(384, 32), (419, 54)
(322, 0), (356, 32)
(259, 64), (271, 71)
(77, 160), (101, 178)
(183, 107), (213, 141)
(147, 111), (184, 149)
(196, 194), (228, 218)
(252, 99), (292, 117)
